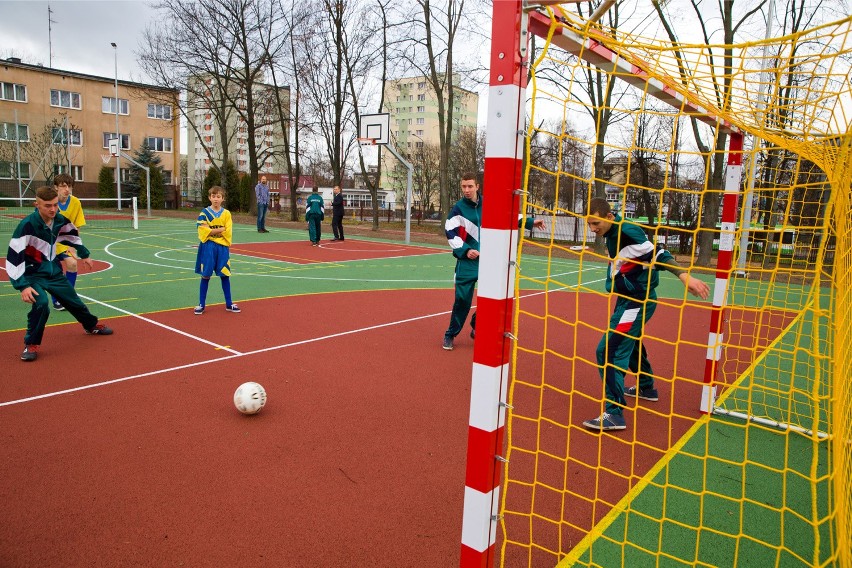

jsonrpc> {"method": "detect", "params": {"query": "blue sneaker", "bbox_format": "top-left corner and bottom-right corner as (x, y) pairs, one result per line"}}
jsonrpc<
(193, 305), (205, 315)
(625, 386), (659, 402)
(583, 413), (626, 431)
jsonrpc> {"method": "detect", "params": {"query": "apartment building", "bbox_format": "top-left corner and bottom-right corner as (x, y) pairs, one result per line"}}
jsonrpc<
(185, 75), (289, 201)
(381, 75), (479, 204)
(0, 57), (180, 201)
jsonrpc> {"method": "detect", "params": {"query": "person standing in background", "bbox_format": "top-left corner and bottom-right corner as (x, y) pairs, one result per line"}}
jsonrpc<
(50, 173), (85, 311)
(306, 186), (325, 246)
(331, 185), (345, 242)
(255, 176), (270, 233)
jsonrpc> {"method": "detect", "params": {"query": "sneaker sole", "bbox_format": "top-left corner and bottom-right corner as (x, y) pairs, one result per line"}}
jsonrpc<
(583, 421), (627, 431)
(626, 391), (659, 402)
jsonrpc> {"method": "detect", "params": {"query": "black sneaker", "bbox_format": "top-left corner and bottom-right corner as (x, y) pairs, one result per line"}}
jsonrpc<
(225, 304), (241, 313)
(442, 336), (454, 350)
(625, 385), (659, 402)
(53, 302), (65, 311)
(193, 305), (205, 315)
(86, 324), (114, 335)
(21, 345), (39, 362)
(582, 412), (626, 431)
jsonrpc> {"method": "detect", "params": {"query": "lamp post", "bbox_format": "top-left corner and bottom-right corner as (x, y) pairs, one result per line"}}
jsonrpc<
(111, 42), (121, 209)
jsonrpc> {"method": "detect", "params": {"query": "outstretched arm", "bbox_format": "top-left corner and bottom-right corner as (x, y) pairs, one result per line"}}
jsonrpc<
(678, 272), (710, 299)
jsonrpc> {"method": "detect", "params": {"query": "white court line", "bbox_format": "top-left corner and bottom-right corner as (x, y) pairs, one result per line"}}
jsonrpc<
(0, 308), (454, 407)
(79, 294), (242, 355)
(1, 280), (609, 408)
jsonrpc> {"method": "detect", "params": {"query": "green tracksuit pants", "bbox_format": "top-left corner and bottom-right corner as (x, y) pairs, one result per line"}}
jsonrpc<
(596, 297), (657, 416)
(445, 257), (478, 338)
(23, 271), (99, 345)
(307, 214), (322, 243)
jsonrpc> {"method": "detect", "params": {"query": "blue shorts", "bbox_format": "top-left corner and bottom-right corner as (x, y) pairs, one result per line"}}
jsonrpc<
(195, 241), (231, 278)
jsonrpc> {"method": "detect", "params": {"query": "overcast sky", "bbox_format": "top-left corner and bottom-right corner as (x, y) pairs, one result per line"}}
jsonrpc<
(0, 1), (156, 82)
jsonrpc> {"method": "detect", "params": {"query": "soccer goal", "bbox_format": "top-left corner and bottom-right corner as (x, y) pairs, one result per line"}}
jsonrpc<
(461, 2), (852, 567)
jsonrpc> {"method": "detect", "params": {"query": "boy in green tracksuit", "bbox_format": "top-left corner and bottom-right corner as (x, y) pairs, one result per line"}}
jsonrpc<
(582, 197), (709, 431)
(441, 173), (545, 350)
(305, 186), (324, 246)
(5, 186), (113, 362)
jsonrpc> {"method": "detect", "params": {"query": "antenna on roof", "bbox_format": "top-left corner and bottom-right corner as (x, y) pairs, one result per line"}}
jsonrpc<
(47, 3), (56, 67)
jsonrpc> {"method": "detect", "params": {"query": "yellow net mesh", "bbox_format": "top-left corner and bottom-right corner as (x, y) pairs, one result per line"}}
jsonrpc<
(501, 7), (852, 567)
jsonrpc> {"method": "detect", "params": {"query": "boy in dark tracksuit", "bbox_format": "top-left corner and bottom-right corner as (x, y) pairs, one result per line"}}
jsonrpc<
(6, 186), (113, 362)
(583, 197), (709, 431)
(442, 173), (545, 350)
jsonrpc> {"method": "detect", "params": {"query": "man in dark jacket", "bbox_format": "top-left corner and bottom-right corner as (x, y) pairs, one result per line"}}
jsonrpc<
(6, 186), (113, 362)
(582, 197), (709, 431)
(331, 185), (345, 241)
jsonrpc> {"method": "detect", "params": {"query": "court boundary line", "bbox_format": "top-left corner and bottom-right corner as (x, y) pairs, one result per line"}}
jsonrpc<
(0, 307), (455, 408)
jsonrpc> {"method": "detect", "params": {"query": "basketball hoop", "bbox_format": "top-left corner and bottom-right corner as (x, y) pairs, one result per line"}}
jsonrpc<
(100, 154), (113, 164)
(357, 137), (377, 147)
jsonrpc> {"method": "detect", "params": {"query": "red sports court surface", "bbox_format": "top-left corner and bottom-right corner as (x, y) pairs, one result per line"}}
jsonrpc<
(0, 286), (788, 567)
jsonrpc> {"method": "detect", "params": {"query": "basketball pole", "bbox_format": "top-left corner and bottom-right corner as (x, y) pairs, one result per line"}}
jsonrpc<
(381, 143), (413, 244)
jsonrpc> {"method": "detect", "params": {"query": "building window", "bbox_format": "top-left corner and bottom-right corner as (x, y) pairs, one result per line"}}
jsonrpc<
(50, 89), (81, 109)
(416, 141), (423, 148)
(102, 97), (129, 115)
(418, 94), (425, 101)
(145, 137), (173, 152)
(103, 132), (130, 150)
(416, 118), (424, 125)
(52, 128), (82, 146)
(54, 164), (84, 181)
(417, 106), (425, 112)
(0, 122), (28, 141)
(416, 129), (424, 136)
(147, 103), (172, 120)
(418, 82), (426, 89)
(163, 170), (172, 185)
(1, 82), (27, 102)
(0, 161), (31, 179)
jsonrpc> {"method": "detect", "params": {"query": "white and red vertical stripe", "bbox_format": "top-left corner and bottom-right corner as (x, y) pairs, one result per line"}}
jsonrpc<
(460, 1), (526, 567)
(700, 132), (744, 413)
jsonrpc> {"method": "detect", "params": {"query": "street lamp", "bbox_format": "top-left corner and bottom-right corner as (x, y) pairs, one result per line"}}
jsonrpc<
(111, 42), (121, 209)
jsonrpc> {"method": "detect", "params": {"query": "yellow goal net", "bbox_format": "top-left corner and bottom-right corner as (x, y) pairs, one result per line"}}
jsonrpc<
(493, 5), (852, 567)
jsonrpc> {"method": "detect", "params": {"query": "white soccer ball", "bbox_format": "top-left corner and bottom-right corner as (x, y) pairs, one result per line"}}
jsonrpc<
(234, 382), (267, 415)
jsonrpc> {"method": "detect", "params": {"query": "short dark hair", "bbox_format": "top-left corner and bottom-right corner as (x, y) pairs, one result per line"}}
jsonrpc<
(209, 185), (225, 197)
(461, 172), (478, 183)
(36, 186), (58, 201)
(589, 197), (611, 217)
(53, 173), (74, 187)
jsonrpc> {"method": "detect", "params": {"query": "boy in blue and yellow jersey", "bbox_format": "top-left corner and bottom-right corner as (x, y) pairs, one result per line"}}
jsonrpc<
(51, 173), (85, 311)
(441, 173), (545, 351)
(6, 186), (113, 362)
(305, 186), (324, 245)
(194, 186), (240, 315)
(582, 197), (709, 431)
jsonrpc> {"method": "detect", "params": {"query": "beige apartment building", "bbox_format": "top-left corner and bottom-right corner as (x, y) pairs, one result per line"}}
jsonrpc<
(185, 75), (289, 202)
(381, 75), (479, 205)
(0, 57), (180, 202)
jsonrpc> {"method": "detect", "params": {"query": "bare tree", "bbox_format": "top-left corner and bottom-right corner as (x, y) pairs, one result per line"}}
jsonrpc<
(0, 114), (78, 192)
(270, 0), (312, 221)
(652, 0), (767, 265)
(390, 0), (473, 215)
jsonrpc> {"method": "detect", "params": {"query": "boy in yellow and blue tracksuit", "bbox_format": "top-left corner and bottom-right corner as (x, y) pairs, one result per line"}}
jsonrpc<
(582, 197), (709, 431)
(194, 185), (240, 315)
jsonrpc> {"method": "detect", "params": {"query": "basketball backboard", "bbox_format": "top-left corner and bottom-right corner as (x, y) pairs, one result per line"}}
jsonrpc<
(108, 138), (120, 157)
(358, 113), (390, 145)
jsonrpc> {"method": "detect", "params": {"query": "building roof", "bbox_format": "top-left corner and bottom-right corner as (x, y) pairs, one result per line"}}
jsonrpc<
(2, 57), (179, 94)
